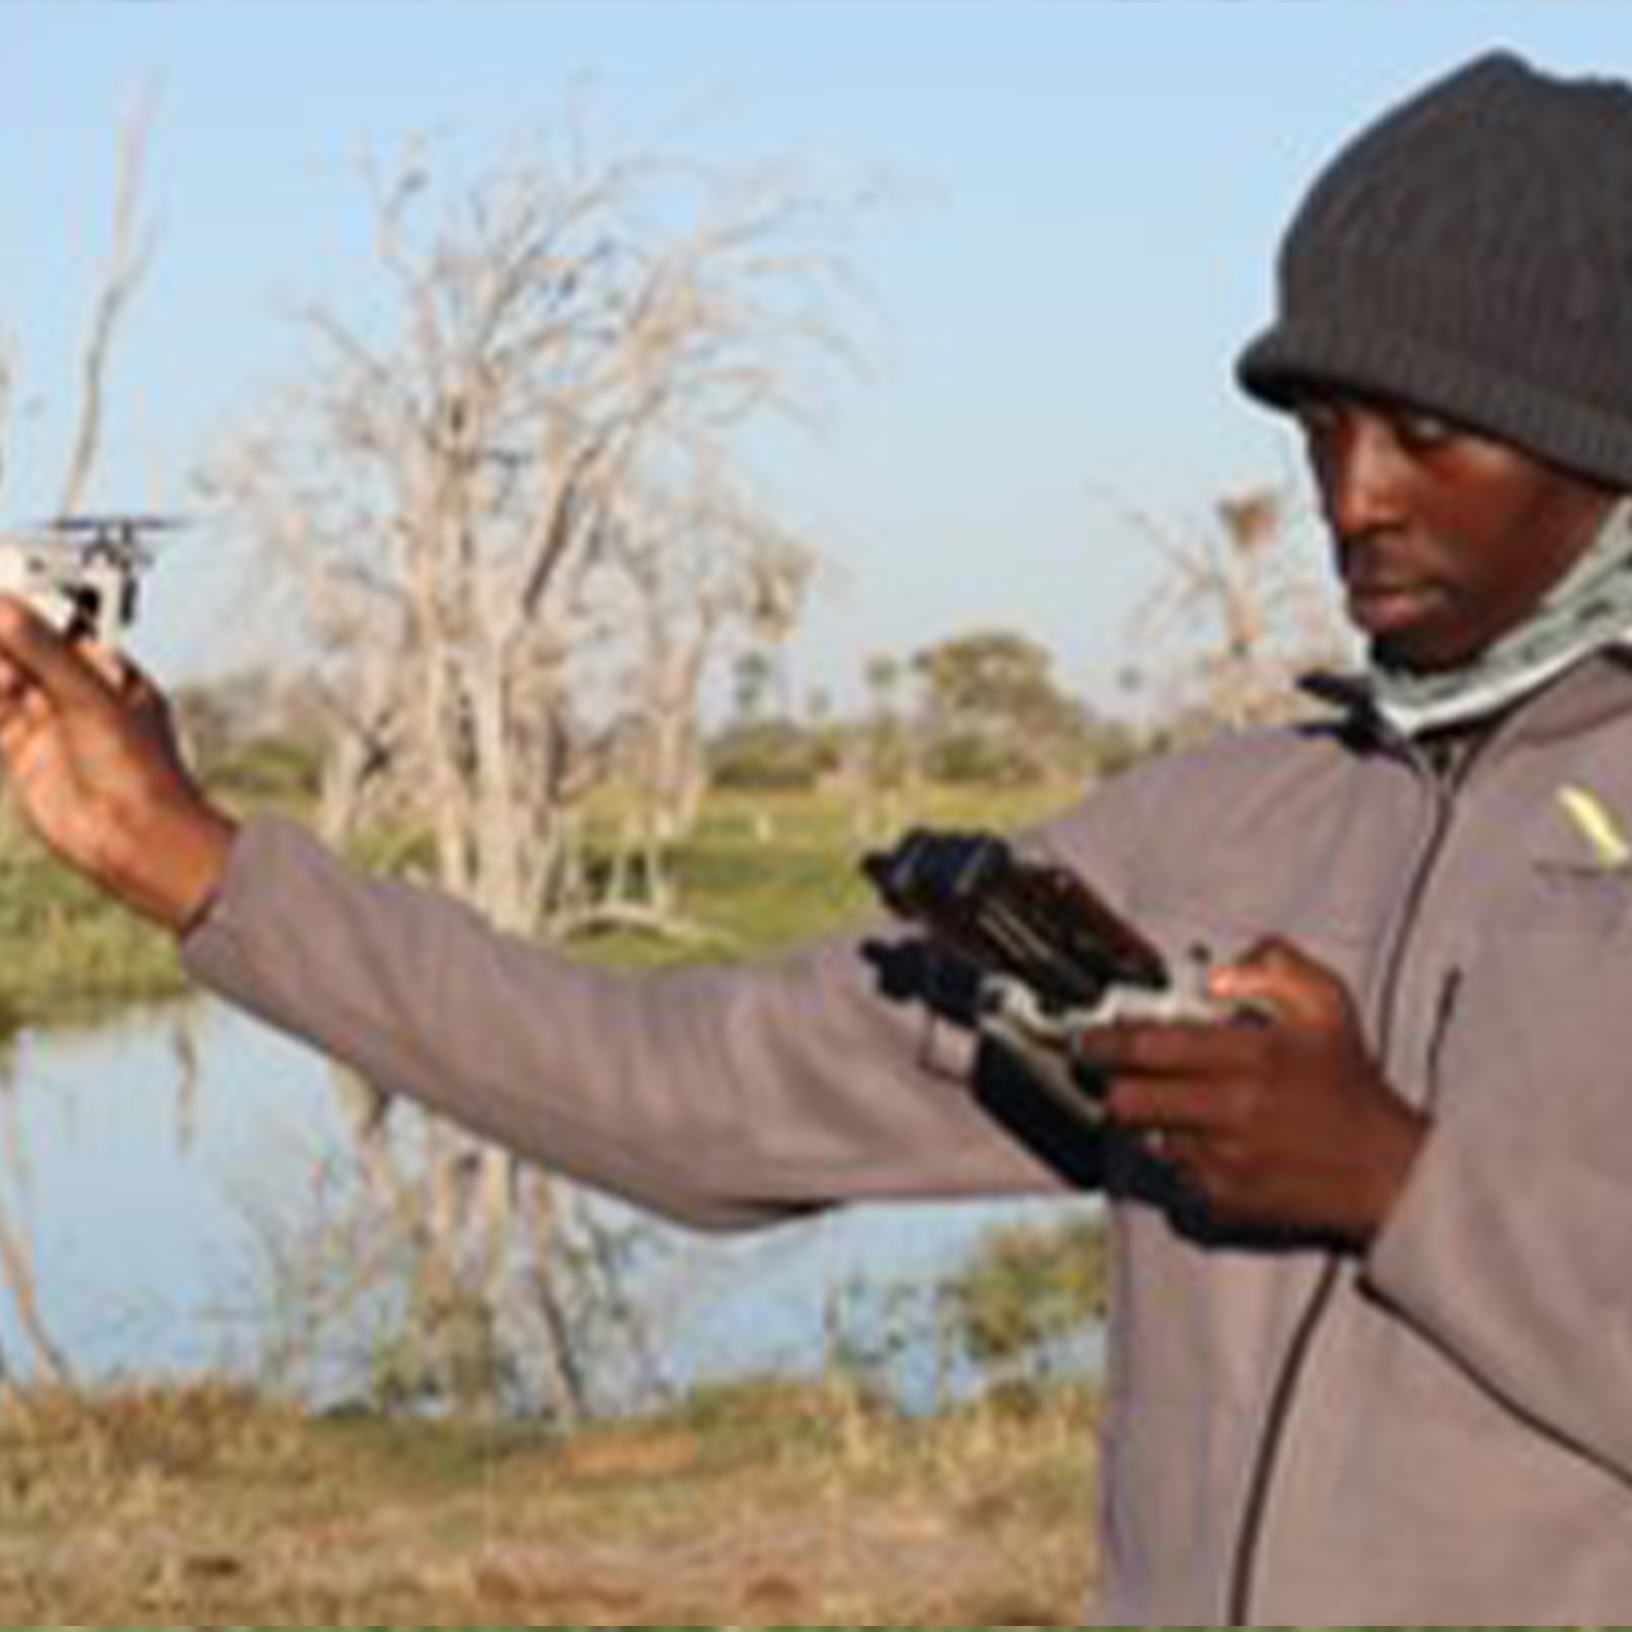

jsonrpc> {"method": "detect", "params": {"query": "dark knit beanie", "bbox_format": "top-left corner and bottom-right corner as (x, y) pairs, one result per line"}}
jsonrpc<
(1237, 52), (1632, 490)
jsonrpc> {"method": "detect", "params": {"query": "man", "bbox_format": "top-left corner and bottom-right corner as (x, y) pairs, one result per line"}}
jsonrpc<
(2, 49), (1631, 1622)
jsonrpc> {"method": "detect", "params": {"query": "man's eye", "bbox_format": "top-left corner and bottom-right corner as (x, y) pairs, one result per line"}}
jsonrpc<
(1392, 411), (1457, 453)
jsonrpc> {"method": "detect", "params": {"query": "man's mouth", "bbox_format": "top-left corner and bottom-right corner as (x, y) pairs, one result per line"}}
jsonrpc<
(1343, 577), (1442, 634)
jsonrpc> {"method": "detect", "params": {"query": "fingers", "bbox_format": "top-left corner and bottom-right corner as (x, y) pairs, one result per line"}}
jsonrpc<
(1210, 935), (1348, 1026)
(78, 641), (137, 693)
(0, 595), (118, 711)
(1078, 1017), (1273, 1154)
(0, 651), (28, 709)
(1077, 1016), (1263, 1079)
(0, 679), (54, 757)
(1146, 1125), (1210, 1184)
(1100, 1073), (1236, 1138)
(1109, 1073), (1259, 1218)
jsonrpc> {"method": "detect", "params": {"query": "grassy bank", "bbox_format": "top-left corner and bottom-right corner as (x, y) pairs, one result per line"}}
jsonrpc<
(0, 1376), (1585, 1626)
(0, 1376), (1096, 1623)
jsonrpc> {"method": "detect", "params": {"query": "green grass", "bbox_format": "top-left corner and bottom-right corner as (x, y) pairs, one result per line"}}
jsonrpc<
(0, 844), (182, 1028)
(571, 780), (1074, 967)
(0, 777), (1078, 1031)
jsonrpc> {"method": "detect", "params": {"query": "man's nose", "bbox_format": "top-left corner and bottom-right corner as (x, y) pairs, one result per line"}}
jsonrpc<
(1316, 415), (1404, 539)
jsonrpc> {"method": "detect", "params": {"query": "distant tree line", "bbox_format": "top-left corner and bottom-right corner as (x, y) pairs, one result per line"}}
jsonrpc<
(711, 626), (1151, 794)
(174, 620), (1158, 820)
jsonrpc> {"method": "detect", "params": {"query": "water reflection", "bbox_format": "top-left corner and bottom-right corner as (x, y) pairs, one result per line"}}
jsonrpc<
(0, 1001), (1086, 1408)
(0, 1002), (352, 1379)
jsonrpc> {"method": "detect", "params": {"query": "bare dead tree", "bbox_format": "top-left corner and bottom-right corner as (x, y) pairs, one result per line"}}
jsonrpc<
(58, 94), (158, 518)
(211, 128), (859, 1416)
(575, 464), (817, 932)
(0, 1070), (71, 1390)
(1119, 483), (1347, 733)
(0, 101), (156, 1396)
(0, 1188), (70, 1388)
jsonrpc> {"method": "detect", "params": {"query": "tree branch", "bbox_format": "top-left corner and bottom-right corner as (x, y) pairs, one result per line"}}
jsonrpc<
(59, 93), (158, 517)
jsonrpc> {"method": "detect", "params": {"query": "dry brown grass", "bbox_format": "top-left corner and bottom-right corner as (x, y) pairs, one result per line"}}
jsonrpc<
(0, 1375), (1097, 1624)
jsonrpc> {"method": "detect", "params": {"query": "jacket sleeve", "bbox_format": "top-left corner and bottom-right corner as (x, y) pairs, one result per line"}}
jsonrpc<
(180, 816), (1102, 1231)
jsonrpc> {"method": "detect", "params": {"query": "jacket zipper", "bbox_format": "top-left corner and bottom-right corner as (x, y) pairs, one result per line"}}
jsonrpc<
(1424, 966), (1464, 1108)
(1223, 748), (1476, 1625)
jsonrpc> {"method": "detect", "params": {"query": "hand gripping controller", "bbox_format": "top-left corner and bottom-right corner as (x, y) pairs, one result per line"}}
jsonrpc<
(862, 828), (1232, 1124)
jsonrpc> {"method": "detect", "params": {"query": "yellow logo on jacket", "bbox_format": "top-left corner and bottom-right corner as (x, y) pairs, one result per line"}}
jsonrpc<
(1557, 784), (1632, 870)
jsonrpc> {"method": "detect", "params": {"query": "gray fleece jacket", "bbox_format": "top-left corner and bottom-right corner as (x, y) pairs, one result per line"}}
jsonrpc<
(182, 650), (1632, 1623)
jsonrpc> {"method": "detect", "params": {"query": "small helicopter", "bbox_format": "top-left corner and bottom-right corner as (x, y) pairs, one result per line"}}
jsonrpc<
(0, 515), (181, 644)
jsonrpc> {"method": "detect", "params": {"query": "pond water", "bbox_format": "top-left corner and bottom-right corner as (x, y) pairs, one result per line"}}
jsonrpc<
(0, 1000), (1091, 1408)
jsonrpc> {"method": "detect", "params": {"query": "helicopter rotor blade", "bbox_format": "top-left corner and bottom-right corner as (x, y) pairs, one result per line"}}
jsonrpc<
(44, 514), (186, 534)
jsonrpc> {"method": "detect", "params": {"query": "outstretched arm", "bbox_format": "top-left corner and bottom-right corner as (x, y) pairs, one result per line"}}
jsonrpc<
(0, 595), (238, 932)
(0, 593), (1083, 1227)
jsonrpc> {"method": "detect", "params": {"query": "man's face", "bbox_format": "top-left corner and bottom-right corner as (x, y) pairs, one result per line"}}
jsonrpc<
(1296, 393), (1617, 672)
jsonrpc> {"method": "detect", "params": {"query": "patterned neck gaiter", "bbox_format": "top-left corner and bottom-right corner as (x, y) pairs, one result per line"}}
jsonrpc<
(1369, 499), (1632, 738)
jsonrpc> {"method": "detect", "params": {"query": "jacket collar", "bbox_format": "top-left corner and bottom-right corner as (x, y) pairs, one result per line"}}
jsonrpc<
(1300, 647), (1632, 761)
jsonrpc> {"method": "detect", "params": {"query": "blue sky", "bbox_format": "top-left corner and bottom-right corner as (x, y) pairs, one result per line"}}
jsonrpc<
(5, 2), (1631, 706)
